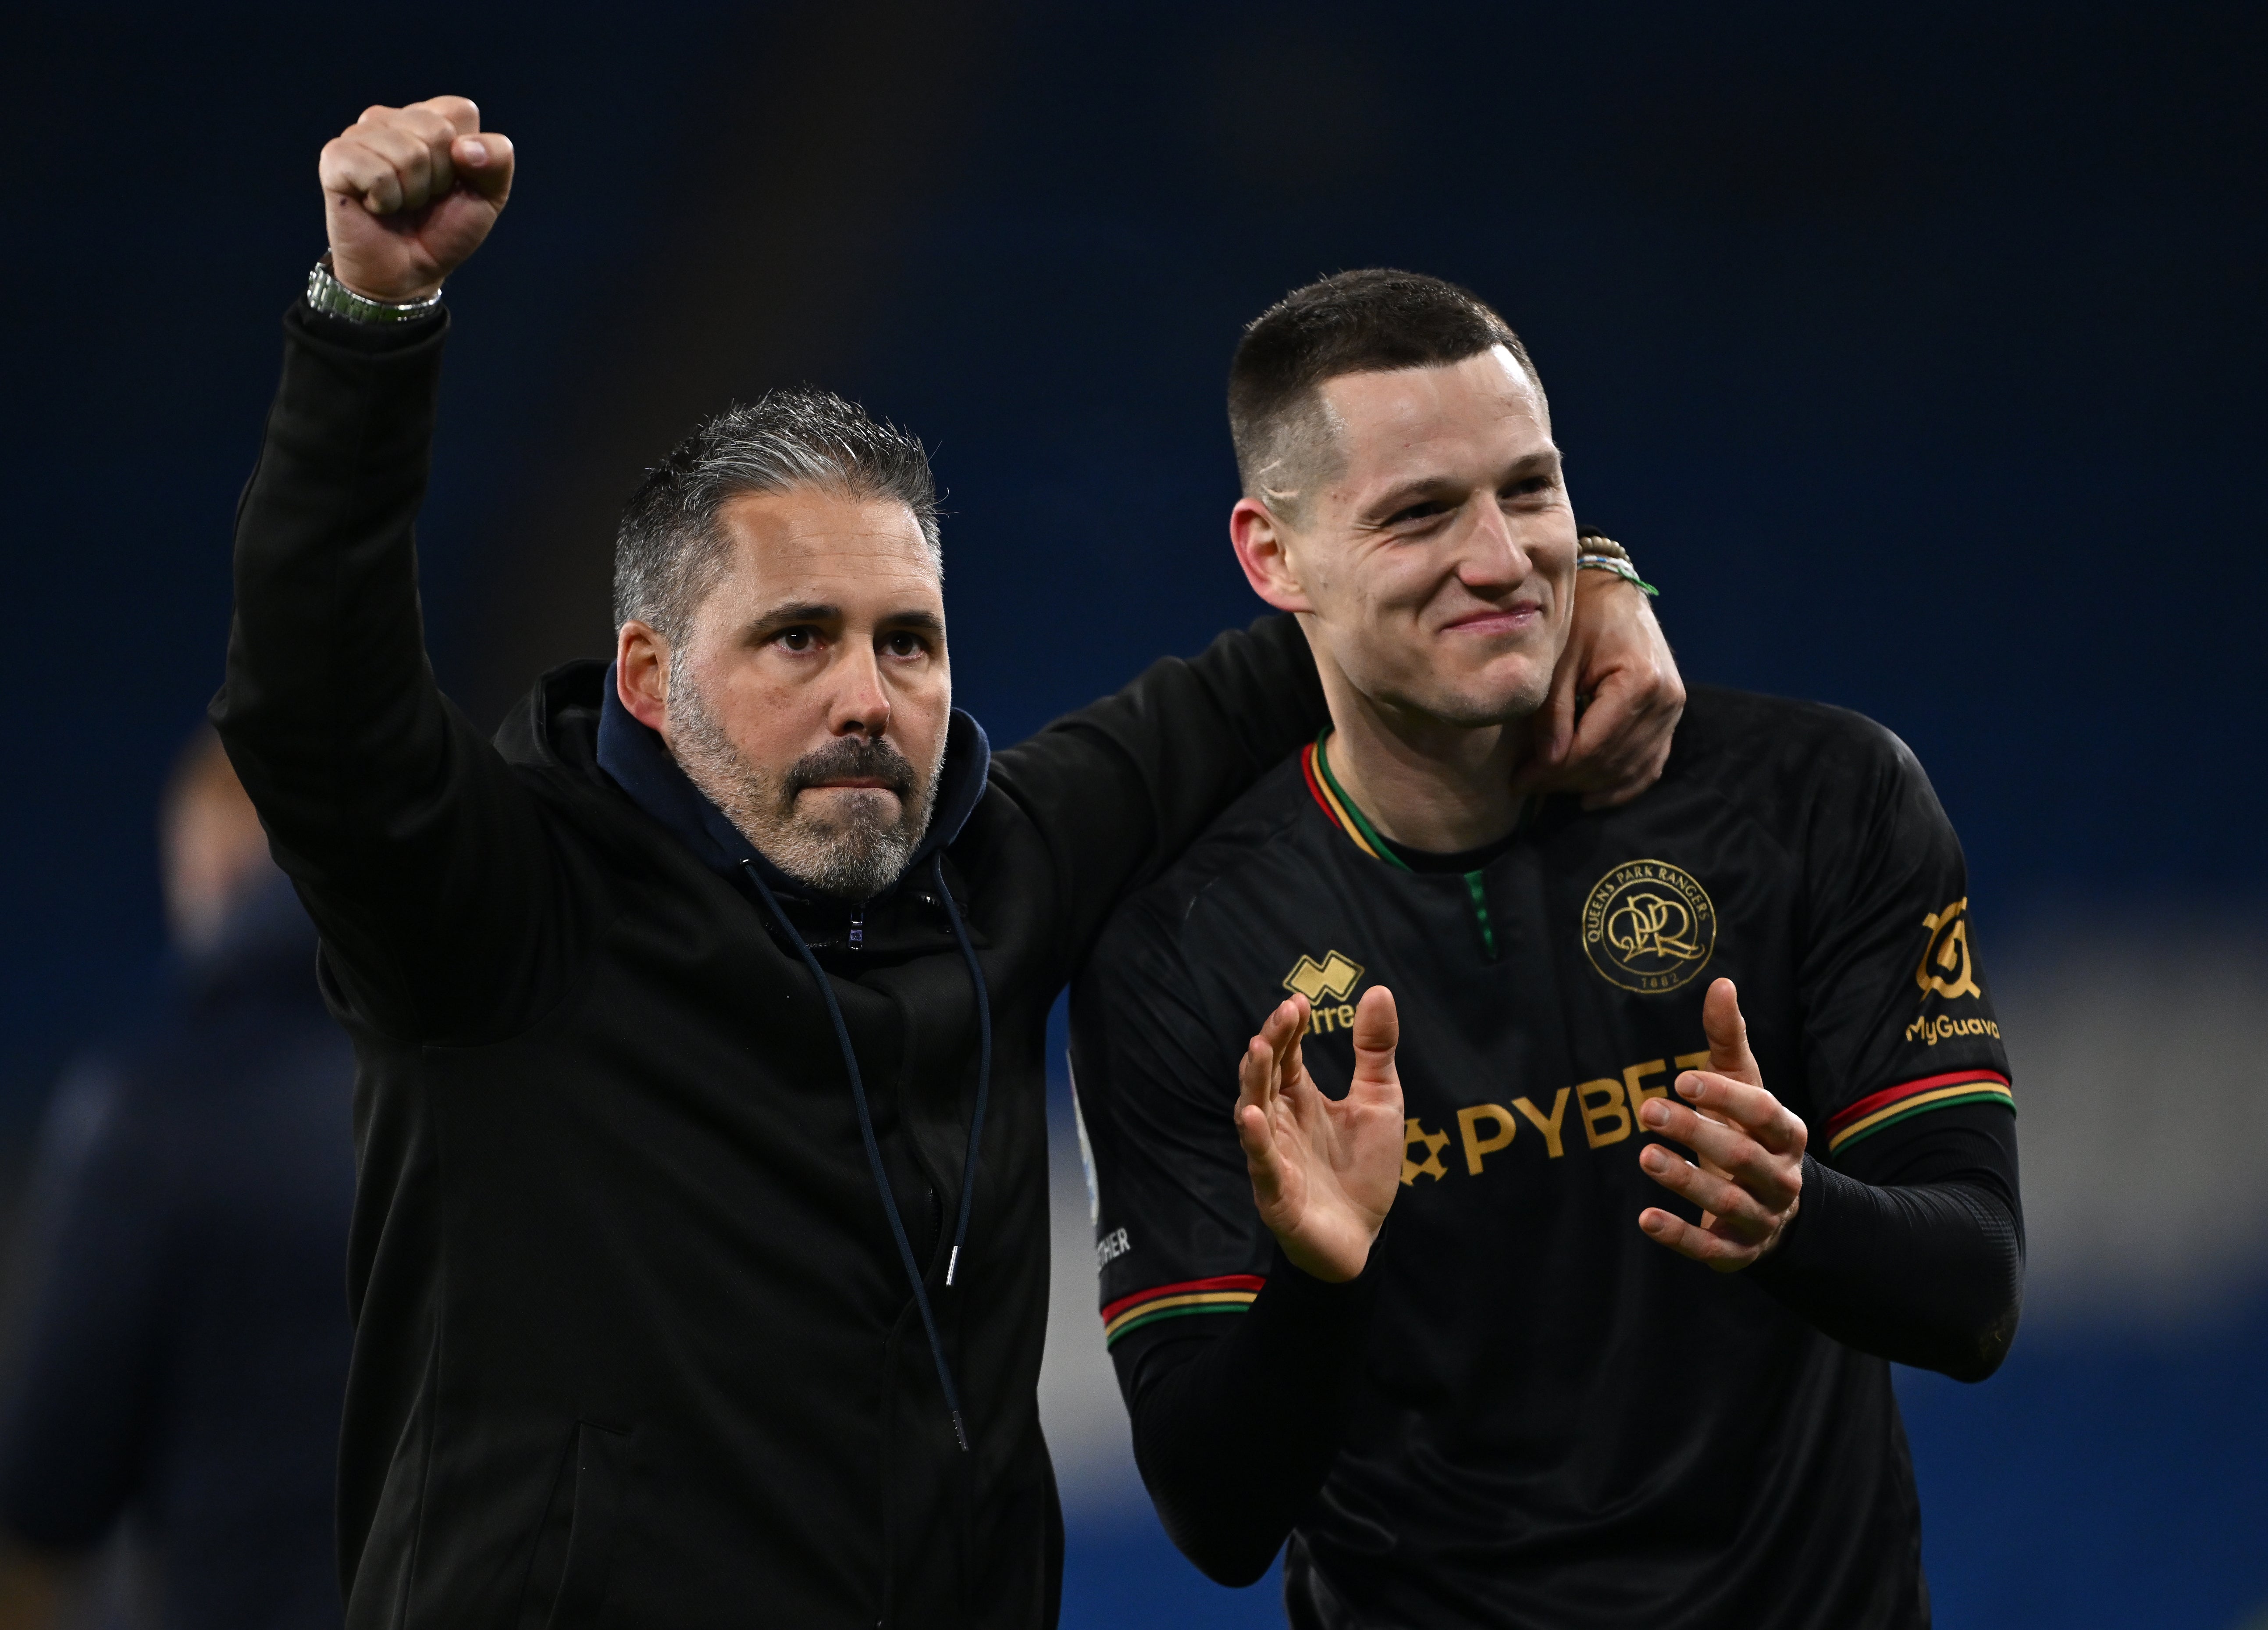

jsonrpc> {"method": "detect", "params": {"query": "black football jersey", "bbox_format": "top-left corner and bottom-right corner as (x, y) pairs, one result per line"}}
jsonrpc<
(1068, 685), (2013, 1630)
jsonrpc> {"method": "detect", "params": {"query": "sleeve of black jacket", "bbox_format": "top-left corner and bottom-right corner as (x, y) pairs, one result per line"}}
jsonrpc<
(989, 613), (1328, 977)
(1745, 1099), (2024, 1381)
(213, 305), (572, 1045)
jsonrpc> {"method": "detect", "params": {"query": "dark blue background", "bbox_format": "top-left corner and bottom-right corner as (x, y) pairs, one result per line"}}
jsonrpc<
(7, 5), (2263, 1624)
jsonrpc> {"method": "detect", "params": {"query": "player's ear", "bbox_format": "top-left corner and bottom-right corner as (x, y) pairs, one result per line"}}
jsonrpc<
(1229, 497), (1314, 614)
(616, 620), (671, 732)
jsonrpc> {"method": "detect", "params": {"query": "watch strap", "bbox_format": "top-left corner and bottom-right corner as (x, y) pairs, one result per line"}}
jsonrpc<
(305, 253), (444, 324)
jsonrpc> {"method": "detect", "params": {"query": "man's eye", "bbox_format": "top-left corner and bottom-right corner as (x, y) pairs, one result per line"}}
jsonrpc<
(1503, 475), (1552, 500)
(884, 631), (927, 658)
(1387, 500), (1452, 527)
(776, 628), (816, 652)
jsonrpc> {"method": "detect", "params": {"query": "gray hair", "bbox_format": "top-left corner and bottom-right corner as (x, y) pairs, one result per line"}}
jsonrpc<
(613, 386), (942, 642)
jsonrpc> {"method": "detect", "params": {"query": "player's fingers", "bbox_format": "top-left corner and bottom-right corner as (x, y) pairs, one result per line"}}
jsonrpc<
(1235, 1103), (1282, 1182)
(344, 120), (441, 213)
(392, 104), (465, 200)
(1641, 1104), (1796, 1210)
(451, 129), (514, 203)
(1236, 1031), (1278, 1120)
(1563, 661), (1643, 774)
(1536, 647), (1583, 775)
(1700, 978), (1763, 1086)
(1675, 1064), (1805, 1158)
(320, 136), (407, 214)
(1251, 996), (1298, 1079)
(1638, 1207), (1759, 1271)
(1569, 667), (1675, 807)
(1638, 1145), (1776, 1234)
(1349, 987), (1399, 1088)
(1271, 996), (1317, 1097)
(417, 94), (482, 136)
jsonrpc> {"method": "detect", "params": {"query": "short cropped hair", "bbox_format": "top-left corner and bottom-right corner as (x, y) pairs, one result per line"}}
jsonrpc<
(614, 387), (941, 640)
(1227, 269), (1541, 515)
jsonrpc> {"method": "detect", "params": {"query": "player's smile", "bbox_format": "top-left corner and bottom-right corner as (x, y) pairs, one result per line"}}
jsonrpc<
(1435, 598), (1545, 639)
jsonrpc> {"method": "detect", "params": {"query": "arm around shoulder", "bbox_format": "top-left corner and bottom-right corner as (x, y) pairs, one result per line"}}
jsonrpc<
(990, 613), (1328, 970)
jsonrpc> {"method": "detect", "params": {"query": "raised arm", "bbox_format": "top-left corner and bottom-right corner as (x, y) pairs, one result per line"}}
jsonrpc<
(213, 99), (560, 1043)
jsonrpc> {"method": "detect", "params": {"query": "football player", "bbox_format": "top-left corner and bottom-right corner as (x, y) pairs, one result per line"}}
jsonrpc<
(1069, 270), (2021, 1630)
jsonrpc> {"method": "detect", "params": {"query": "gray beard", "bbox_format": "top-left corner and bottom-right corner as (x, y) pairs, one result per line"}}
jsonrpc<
(666, 657), (945, 901)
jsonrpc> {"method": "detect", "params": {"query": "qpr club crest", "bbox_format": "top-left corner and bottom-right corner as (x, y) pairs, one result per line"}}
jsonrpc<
(1582, 859), (1718, 994)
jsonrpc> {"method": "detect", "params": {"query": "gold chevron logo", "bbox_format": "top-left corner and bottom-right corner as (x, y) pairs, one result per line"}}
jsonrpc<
(1283, 951), (1365, 1004)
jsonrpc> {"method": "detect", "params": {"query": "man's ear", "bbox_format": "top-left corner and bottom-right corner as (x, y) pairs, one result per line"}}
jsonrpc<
(616, 620), (671, 734)
(1228, 498), (1315, 614)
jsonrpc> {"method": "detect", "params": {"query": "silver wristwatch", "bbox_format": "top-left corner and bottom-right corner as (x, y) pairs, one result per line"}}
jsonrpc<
(305, 253), (444, 324)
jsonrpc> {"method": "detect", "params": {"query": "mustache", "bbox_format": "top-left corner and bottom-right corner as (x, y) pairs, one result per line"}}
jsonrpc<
(785, 736), (918, 800)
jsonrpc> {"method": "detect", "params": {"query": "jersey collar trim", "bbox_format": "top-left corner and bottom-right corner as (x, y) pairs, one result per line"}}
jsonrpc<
(1303, 730), (1412, 870)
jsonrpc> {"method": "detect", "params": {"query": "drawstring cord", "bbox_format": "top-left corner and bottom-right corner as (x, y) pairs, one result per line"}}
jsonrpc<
(740, 858), (990, 1454)
(933, 853), (992, 1290)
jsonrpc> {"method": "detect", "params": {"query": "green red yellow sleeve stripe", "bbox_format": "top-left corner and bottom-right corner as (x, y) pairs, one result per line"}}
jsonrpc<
(1826, 1069), (2014, 1154)
(1101, 1274), (1264, 1345)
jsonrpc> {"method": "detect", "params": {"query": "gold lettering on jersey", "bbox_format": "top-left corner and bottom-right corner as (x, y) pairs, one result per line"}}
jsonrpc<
(1905, 1013), (2001, 1045)
(1402, 1119), (1450, 1185)
(1456, 1104), (1519, 1174)
(1397, 1045), (1709, 1188)
(1284, 950), (1365, 1005)
(1512, 1088), (1572, 1158)
(1577, 1077), (1633, 1147)
(1581, 861), (1718, 993)
(1915, 899), (1983, 1001)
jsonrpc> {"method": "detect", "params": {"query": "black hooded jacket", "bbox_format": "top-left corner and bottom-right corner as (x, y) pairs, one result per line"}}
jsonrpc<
(212, 303), (1327, 1629)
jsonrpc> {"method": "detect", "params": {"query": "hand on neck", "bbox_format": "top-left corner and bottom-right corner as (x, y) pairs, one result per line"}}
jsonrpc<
(1321, 674), (1534, 856)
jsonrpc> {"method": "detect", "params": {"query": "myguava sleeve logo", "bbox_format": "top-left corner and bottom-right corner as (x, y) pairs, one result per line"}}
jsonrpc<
(1283, 951), (1364, 1004)
(1581, 860), (1718, 993)
(1916, 897), (1982, 1001)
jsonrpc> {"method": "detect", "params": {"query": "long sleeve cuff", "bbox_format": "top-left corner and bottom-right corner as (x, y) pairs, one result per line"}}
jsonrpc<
(1110, 1245), (1377, 1586)
(1747, 1151), (2023, 1380)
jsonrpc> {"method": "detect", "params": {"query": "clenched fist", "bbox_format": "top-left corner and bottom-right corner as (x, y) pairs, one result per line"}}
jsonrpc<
(319, 96), (514, 302)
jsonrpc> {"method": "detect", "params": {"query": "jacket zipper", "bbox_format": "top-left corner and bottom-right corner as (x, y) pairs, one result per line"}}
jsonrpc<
(848, 904), (865, 951)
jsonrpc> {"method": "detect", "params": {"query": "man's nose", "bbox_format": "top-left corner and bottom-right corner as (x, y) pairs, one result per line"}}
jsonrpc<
(1459, 500), (1533, 588)
(831, 642), (893, 739)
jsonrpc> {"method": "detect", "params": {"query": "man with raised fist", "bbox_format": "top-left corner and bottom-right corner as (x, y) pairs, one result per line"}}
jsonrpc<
(216, 101), (1684, 1626)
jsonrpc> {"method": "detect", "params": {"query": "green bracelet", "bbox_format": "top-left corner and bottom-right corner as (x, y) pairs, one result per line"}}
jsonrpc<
(1577, 554), (1659, 596)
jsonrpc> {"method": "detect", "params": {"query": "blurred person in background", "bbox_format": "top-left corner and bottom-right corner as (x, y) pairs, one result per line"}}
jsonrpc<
(0, 727), (355, 1630)
(214, 96), (1681, 1627)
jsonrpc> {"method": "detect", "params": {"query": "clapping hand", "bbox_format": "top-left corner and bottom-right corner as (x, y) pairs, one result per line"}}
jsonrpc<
(1234, 988), (1406, 1282)
(1637, 977), (1806, 1270)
